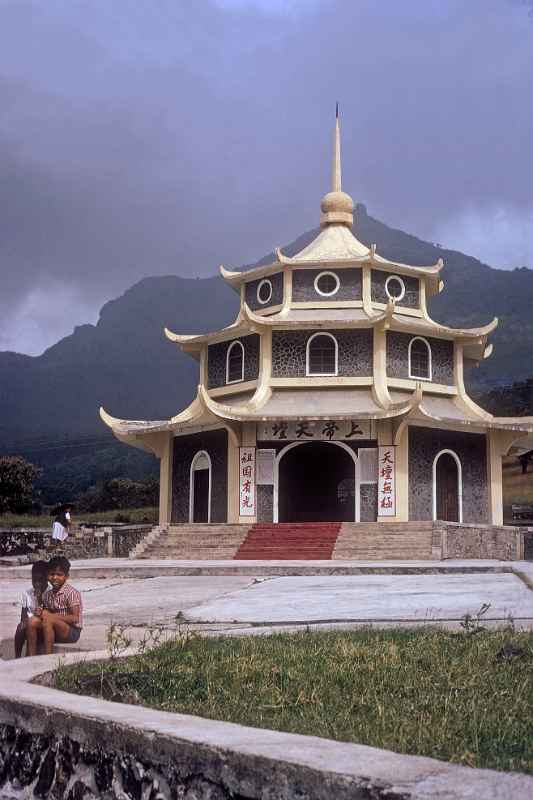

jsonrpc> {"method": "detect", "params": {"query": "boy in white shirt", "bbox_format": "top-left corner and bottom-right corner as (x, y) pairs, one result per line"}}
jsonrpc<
(14, 560), (49, 658)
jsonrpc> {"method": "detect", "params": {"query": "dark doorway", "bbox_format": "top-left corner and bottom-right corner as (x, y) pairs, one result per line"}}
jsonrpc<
(435, 452), (460, 522)
(278, 442), (355, 522)
(193, 469), (209, 522)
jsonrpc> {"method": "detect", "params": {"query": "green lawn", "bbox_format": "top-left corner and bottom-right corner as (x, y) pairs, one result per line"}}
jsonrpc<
(0, 507), (157, 528)
(54, 627), (533, 774)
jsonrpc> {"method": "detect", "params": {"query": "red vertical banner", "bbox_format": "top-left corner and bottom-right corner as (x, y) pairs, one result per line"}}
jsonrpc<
(239, 447), (256, 516)
(378, 445), (396, 517)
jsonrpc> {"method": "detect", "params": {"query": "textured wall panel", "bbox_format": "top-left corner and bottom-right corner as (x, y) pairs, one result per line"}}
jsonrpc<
(386, 331), (454, 384)
(207, 333), (261, 389)
(272, 329), (373, 377)
(257, 485), (274, 522)
(171, 429), (228, 523)
(360, 484), (378, 522)
(244, 272), (284, 311)
(371, 271), (419, 308)
(408, 426), (488, 523)
(292, 268), (362, 302)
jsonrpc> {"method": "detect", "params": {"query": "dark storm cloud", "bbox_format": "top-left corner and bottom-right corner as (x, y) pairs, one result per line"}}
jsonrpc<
(1, 0), (532, 353)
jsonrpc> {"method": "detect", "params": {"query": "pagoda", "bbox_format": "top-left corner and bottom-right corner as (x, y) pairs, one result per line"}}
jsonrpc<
(101, 112), (533, 527)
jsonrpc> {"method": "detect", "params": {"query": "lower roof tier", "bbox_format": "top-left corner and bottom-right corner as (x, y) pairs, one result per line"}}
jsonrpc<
(101, 385), (533, 450)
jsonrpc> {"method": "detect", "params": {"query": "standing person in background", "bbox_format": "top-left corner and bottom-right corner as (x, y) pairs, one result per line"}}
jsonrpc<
(50, 503), (72, 548)
(14, 560), (49, 657)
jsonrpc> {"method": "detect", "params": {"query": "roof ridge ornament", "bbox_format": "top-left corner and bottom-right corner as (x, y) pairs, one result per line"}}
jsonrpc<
(320, 105), (354, 228)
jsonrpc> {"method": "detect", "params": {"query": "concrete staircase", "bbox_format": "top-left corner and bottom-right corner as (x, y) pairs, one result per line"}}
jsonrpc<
(134, 524), (250, 560)
(234, 523), (341, 560)
(130, 521), (438, 561)
(332, 522), (435, 560)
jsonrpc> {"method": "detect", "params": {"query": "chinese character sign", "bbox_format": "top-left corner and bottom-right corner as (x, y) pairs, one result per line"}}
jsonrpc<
(378, 446), (396, 517)
(257, 420), (371, 441)
(239, 447), (256, 516)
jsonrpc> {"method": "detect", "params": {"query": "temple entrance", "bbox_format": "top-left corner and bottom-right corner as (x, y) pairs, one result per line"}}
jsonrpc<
(276, 441), (356, 522)
(190, 451), (211, 523)
(434, 451), (461, 522)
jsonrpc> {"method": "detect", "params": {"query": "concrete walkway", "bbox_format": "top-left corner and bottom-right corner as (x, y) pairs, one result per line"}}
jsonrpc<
(2, 559), (533, 657)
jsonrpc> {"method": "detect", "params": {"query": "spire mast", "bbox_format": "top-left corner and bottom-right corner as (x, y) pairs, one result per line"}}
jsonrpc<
(332, 102), (341, 192)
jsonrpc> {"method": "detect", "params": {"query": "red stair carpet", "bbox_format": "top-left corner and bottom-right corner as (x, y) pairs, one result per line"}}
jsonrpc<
(234, 522), (341, 560)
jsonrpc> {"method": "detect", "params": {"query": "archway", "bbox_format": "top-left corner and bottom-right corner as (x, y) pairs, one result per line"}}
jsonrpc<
(275, 441), (357, 522)
(433, 450), (462, 522)
(189, 451), (211, 523)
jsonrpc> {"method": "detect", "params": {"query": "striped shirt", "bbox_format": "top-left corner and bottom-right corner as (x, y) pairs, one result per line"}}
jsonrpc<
(43, 584), (83, 628)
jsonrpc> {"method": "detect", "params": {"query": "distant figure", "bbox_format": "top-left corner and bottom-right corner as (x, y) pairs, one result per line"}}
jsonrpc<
(51, 503), (72, 547)
(14, 560), (49, 658)
(26, 556), (83, 656)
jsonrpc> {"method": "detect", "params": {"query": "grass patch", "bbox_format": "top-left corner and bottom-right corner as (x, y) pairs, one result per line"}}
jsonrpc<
(53, 627), (533, 774)
(0, 507), (157, 528)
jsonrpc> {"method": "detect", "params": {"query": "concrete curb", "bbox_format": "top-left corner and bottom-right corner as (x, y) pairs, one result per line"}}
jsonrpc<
(0, 652), (532, 798)
(0, 558), (526, 580)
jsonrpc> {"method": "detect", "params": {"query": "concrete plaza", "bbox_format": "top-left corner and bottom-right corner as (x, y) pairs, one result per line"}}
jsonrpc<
(2, 559), (533, 657)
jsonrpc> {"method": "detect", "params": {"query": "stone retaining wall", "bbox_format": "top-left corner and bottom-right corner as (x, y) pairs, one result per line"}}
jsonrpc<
(0, 525), (150, 560)
(439, 522), (523, 561)
(0, 653), (532, 800)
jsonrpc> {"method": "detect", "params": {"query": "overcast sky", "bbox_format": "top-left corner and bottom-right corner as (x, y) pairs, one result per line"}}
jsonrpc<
(1, 0), (532, 355)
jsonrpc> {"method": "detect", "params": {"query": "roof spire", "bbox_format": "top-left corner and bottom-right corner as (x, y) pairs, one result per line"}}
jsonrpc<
(332, 102), (341, 192)
(320, 104), (354, 228)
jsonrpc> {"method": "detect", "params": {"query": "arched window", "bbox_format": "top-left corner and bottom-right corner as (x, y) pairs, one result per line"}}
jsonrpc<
(306, 332), (338, 376)
(189, 450), (212, 523)
(432, 449), (462, 523)
(226, 340), (244, 384)
(409, 337), (432, 380)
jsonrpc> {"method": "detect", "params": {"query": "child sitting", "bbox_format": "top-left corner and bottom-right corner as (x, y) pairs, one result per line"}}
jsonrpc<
(14, 560), (49, 658)
(26, 556), (83, 656)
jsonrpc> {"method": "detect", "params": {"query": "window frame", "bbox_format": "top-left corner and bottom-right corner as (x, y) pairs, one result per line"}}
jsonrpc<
(305, 331), (339, 377)
(256, 278), (273, 306)
(226, 340), (245, 384)
(432, 448), (463, 523)
(385, 274), (406, 303)
(408, 336), (432, 381)
(314, 270), (340, 298)
(189, 450), (212, 523)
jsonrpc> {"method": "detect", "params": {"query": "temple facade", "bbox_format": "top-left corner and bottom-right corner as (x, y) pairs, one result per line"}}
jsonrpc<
(101, 115), (533, 528)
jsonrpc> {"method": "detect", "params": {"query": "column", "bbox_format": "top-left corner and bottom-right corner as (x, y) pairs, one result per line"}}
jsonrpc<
(158, 433), (173, 525)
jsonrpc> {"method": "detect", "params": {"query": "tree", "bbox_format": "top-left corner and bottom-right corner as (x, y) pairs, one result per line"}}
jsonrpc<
(0, 456), (41, 514)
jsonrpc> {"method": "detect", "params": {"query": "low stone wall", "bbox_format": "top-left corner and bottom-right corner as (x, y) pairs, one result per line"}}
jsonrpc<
(439, 522), (523, 561)
(0, 525), (151, 560)
(0, 653), (532, 800)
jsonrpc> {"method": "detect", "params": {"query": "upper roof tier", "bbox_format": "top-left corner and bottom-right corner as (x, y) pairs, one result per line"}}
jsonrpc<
(220, 224), (444, 292)
(220, 110), (443, 292)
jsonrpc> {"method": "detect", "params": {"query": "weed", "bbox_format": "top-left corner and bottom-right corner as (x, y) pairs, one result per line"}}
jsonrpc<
(459, 602), (491, 635)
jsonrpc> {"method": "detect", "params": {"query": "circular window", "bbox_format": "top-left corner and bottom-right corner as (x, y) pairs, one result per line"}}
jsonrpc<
(257, 279), (273, 305)
(314, 271), (340, 297)
(385, 275), (406, 302)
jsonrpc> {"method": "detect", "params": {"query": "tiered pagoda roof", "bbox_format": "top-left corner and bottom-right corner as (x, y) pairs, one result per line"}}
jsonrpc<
(101, 111), (533, 452)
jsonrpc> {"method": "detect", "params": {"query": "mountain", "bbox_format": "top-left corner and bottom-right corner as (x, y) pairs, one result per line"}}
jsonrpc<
(1, 204), (532, 501)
